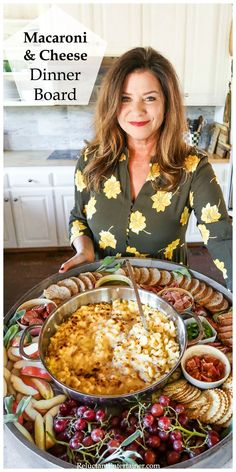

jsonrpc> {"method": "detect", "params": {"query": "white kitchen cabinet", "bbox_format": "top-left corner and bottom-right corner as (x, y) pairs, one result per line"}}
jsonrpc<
(186, 161), (231, 243)
(4, 191), (17, 248)
(142, 4), (187, 87)
(183, 4), (231, 106)
(92, 4), (142, 55)
(10, 188), (58, 247)
(54, 188), (74, 246)
(142, 3), (231, 106)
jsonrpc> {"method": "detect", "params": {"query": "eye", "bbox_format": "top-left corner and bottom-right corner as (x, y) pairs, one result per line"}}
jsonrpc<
(121, 95), (130, 103)
(145, 96), (156, 102)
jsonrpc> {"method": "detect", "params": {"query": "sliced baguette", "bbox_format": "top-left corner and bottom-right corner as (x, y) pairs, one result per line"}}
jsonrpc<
(159, 270), (172, 286)
(197, 286), (214, 305)
(181, 276), (192, 290)
(205, 291), (223, 310)
(148, 268), (161, 286)
(194, 282), (208, 301)
(188, 278), (201, 295)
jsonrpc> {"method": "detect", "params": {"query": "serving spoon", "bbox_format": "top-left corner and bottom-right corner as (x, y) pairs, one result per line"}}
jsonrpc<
(125, 259), (149, 332)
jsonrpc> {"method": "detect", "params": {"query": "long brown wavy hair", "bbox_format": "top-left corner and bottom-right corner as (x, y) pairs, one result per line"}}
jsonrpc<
(83, 47), (192, 191)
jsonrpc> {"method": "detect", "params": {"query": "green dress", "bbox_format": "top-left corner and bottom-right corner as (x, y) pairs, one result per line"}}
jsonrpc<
(69, 148), (232, 290)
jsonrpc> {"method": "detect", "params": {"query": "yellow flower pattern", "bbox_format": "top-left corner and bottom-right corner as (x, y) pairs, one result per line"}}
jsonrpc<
(85, 197), (97, 220)
(83, 147), (90, 162)
(164, 239), (180, 260)
(126, 246), (149, 258)
(129, 211), (146, 234)
(189, 191), (194, 208)
(180, 207), (189, 226)
(184, 155), (200, 173)
(99, 229), (117, 249)
(70, 220), (87, 241)
(198, 224), (210, 245)
(213, 259), (228, 279)
(75, 170), (86, 192)
(103, 176), (121, 199)
(146, 163), (160, 182)
(119, 153), (126, 162)
(201, 203), (221, 223)
(151, 191), (172, 212)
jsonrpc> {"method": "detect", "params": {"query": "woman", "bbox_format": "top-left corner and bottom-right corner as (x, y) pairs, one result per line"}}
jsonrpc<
(59, 47), (232, 290)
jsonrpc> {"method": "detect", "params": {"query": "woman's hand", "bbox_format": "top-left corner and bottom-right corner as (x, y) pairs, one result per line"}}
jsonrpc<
(59, 236), (95, 273)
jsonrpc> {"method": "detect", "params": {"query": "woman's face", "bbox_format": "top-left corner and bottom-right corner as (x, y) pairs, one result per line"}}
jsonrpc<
(117, 70), (165, 142)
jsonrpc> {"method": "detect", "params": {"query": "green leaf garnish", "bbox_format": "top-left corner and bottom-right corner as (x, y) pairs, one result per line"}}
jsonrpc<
(172, 267), (191, 278)
(4, 395), (15, 414)
(16, 396), (32, 417)
(96, 256), (121, 272)
(7, 310), (26, 327)
(4, 414), (18, 424)
(3, 324), (19, 348)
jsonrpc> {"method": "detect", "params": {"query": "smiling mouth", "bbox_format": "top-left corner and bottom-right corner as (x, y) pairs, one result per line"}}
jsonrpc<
(128, 121), (150, 127)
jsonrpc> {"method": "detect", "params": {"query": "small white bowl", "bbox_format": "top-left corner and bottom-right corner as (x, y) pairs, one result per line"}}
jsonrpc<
(16, 298), (57, 330)
(181, 344), (231, 389)
(184, 316), (217, 344)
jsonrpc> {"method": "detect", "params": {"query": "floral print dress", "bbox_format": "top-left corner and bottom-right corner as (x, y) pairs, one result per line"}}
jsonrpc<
(69, 148), (232, 290)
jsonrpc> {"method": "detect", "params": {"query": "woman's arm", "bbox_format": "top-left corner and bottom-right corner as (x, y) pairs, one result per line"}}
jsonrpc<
(190, 156), (232, 290)
(59, 150), (95, 273)
(59, 235), (95, 273)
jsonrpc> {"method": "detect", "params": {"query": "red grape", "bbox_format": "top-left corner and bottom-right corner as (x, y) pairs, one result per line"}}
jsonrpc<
(189, 447), (202, 458)
(91, 428), (105, 443)
(143, 414), (155, 428)
(206, 431), (220, 448)
(114, 433), (125, 443)
(107, 439), (121, 452)
(151, 403), (164, 417)
(74, 418), (87, 431)
(170, 430), (182, 442)
(178, 413), (189, 427)
(77, 405), (89, 417)
(53, 419), (69, 433)
(96, 409), (106, 422)
(158, 416), (171, 430)
(158, 430), (170, 441)
(66, 399), (78, 410)
(159, 395), (170, 406)
(181, 452), (190, 462)
(83, 408), (96, 421)
(57, 430), (72, 442)
(24, 421), (34, 433)
(58, 403), (70, 416)
(175, 404), (185, 415)
(69, 436), (82, 450)
(126, 425), (136, 435)
(82, 435), (94, 447)
(147, 435), (161, 448)
(166, 450), (181, 465)
(173, 440), (184, 452)
(144, 449), (156, 465)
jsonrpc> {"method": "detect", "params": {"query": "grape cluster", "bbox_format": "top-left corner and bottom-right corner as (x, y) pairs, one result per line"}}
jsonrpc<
(49, 395), (221, 467)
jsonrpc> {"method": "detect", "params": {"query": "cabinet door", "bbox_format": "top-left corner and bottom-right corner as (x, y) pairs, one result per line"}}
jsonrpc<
(184, 4), (231, 105)
(211, 163), (230, 207)
(11, 188), (58, 247)
(142, 4), (187, 86)
(4, 191), (17, 248)
(92, 4), (142, 55)
(54, 188), (74, 246)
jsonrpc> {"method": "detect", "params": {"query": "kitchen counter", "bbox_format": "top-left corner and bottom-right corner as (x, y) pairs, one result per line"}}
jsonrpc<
(4, 150), (77, 167)
(4, 150), (230, 167)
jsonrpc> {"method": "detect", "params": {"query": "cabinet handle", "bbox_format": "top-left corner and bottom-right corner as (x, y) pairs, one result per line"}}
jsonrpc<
(184, 92), (189, 97)
(4, 198), (9, 202)
(28, 178), (37, 183)
(13, 198), (18, 202)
